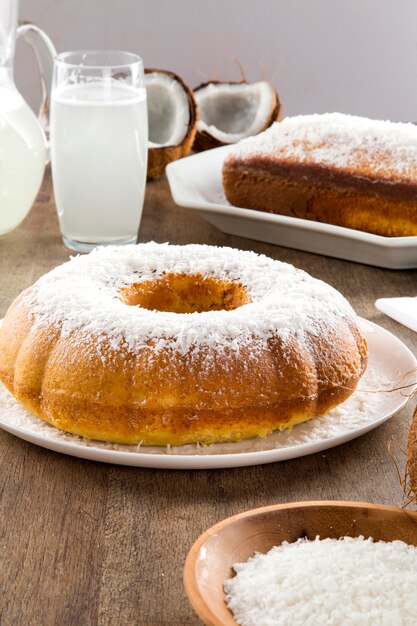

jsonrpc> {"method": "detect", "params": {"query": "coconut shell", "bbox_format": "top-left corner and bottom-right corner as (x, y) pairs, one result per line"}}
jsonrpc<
(145, 69), (198, 179)
(407, 404), (417, 501)
(192, 80), (282, 152)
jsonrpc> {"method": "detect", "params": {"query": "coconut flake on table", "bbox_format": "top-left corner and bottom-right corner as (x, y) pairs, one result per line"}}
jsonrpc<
(224, 536), (417, 626)
(226, 112), (417, 181)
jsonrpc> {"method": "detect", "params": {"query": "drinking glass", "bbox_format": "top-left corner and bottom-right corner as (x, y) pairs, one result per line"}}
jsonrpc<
(50, 50), (148, 252)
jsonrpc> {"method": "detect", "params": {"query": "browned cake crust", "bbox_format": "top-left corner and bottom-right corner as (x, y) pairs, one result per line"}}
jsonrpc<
(0, 244), (368, 446)
(0, 303), (367, 446)
(222, 113), (417, 237)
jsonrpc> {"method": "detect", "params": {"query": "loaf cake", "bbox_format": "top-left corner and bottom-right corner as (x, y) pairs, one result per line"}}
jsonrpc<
(222, 112), (417, 236)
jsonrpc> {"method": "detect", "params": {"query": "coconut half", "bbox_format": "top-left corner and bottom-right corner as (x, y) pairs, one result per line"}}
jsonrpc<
(193, 80), (281, 151)
(145, 69), (197, 178)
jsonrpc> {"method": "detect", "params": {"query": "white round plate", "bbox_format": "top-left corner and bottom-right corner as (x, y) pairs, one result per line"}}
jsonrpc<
(0, 319), (416, 469)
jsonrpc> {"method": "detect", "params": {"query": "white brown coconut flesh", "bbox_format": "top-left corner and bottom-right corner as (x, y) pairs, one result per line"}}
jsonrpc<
(193, 80), (281, 152)
(145, 69), (197, 178)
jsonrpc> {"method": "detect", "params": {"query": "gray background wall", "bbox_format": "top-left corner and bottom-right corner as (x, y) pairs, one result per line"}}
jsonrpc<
(14, 0), (417, 122)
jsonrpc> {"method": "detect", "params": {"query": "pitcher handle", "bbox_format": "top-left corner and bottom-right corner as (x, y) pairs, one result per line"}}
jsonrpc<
(16, 21), (56, 137)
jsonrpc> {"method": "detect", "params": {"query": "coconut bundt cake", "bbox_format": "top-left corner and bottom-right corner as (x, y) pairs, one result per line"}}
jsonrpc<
(0, 243), (368, 445)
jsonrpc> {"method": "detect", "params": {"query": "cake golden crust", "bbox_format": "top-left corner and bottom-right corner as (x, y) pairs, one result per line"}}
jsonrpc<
(0, 243), (368, 446)
(222, 113), (417, 237)
(223, 167), (417, 237)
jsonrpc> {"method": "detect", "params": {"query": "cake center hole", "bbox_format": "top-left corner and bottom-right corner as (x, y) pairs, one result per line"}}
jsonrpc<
(118, 272), (252, 313)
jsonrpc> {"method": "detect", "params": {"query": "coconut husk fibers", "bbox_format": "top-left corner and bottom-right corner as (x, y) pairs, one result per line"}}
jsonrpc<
(146, 69), (198, 179)
(192, 80), (282, 152)
(407, 404), (417, 502)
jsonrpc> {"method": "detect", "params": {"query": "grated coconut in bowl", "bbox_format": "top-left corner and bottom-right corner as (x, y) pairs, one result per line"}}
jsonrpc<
(224, 536), (417, 626)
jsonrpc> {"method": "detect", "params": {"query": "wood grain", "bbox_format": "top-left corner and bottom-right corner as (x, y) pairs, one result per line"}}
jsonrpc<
(1, 172), (417, 626)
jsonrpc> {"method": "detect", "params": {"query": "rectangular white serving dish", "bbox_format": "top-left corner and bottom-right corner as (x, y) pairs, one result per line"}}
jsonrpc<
(166, 145), (417, 269)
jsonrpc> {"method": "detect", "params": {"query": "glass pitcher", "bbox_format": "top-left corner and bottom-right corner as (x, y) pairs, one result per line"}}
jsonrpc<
(0, 0), (56, 235)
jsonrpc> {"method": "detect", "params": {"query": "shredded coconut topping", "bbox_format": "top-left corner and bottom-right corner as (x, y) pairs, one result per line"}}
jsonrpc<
(226, 112), (417, 182)
(225, 536), (417, 626)
(23, 242), (355, 357)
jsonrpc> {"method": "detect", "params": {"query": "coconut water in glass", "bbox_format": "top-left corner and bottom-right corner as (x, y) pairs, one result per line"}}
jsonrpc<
(50, 51), (148, 252)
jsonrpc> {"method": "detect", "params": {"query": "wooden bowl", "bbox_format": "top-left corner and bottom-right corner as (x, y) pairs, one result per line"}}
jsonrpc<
(184, 500), (417, 626)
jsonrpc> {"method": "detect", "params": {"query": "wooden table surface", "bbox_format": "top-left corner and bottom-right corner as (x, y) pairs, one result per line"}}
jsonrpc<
(1, 170), (417, 626)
